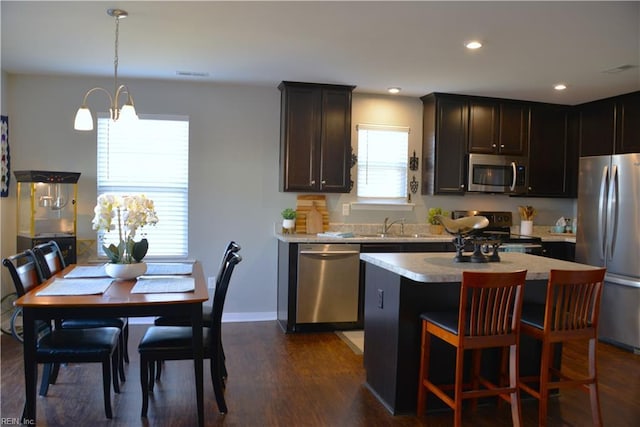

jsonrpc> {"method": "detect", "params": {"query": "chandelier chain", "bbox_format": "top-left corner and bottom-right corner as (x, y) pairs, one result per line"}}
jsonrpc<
(113, 14), (120, 99)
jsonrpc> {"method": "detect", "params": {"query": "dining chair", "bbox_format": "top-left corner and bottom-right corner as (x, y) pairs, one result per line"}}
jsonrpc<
(32, 240), (129, 383)
(2, 250), (121, 419)
(138, 251), (242, 416)
(152, 240), (241, 379)
(519, 268), (607, 427)
(417, 270), (527, 427)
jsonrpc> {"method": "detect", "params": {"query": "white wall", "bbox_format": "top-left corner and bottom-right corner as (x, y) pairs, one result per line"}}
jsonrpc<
(1, 74), (576, 318)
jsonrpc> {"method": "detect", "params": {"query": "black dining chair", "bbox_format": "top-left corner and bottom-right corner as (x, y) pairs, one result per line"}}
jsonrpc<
(32, 240), (129, 383)
(152, 240), (241, 379)
(138, 251), (242, 416)
(2, 250), (121, 419)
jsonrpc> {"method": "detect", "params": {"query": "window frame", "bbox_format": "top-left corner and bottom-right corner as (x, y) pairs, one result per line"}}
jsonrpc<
(355, 123), (410, 201)
(95, 114), (189, 260)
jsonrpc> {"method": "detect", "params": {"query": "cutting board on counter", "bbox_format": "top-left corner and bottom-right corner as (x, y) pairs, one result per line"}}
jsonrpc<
(306, 203), (323, 234)
(296, 195), (329, 233)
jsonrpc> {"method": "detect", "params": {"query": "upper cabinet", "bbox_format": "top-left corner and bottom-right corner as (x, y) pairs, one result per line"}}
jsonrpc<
(527, 104), (577, 197)
(468, 99), (529, 156)
(279, 81), (355, 193)
(579, 91), (640, 156)
(616, 91), (640, 154)
(421, 93), (468, 195)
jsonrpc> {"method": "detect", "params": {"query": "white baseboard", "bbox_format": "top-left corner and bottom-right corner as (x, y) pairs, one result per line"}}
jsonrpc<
(222, 312), (277, 323)
(127, 312), (277, 325)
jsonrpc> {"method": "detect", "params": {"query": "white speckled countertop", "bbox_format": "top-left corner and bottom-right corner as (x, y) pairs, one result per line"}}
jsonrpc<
(276, 231), (576, 244)
(275, 232), (453, 243)
(360, 252), (595, 283)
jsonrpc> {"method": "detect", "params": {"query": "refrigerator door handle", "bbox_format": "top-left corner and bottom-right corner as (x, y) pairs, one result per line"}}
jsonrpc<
(605, 273), (640, 289)
(598, 165), (609, 260)
(607, 164), (619, 261)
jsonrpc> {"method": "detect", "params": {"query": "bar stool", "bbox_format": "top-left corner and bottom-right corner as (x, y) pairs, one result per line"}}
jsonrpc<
(519, 268), (606, 427)
(417, 270), (527, 427)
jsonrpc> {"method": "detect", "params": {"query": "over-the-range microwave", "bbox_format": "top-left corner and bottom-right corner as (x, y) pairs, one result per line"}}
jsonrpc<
(467, 153), (528, 194)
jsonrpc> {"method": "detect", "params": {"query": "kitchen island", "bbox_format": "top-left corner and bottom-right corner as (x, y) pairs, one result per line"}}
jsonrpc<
(360, 252), (599, 415)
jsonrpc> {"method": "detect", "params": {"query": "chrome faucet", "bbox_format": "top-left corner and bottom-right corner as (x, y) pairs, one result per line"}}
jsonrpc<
(383, 217), (405, 235)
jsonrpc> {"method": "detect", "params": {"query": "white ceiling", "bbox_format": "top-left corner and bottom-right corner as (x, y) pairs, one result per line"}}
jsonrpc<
(2, 1), (639, 105)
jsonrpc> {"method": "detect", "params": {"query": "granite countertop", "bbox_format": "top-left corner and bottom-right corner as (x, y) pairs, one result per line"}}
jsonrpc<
(275, 232), (453, 243)
(360, 252), (596, 283)
(276, 230), (576, 244)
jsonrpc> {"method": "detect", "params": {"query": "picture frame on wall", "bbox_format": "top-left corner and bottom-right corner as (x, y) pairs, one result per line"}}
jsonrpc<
(1, 115), (9, 197)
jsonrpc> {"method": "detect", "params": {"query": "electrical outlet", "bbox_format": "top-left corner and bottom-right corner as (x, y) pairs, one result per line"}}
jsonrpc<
(342, 203), (350, 216)
(377, 289), (384, 309)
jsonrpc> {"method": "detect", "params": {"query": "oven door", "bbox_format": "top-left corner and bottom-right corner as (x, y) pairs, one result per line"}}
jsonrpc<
(498, 243), (543, 255)
(468, 153), (528, 194)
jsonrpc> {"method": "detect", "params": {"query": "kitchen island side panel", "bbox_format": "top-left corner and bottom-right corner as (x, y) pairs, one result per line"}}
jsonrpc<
(363, 263), (402, 413)
(363, 262), (461, 414)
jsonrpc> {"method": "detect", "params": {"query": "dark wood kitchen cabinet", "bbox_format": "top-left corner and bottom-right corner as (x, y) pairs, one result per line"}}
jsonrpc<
(421, 93), (468, 195)
(541, 241), (575, 262)
(468, 99), (528, 156)
(579, 91), (640, 157)
(527, 104), (577, 197)
(278, 81), (355, 193)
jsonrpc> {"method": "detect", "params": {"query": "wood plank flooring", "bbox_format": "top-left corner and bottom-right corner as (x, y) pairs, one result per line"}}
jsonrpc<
(1, 321), (638, 426)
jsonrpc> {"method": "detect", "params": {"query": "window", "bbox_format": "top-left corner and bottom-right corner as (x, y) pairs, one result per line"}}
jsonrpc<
(356, 124), (409, 198)
(97, 115), (189, 258)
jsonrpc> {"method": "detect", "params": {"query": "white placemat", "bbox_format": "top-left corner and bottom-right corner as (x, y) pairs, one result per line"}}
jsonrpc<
(64, 265), (108, 278)
(131, 276), (195, 293)
(145, 262), (193, 275)
(36, 278), (114, 296)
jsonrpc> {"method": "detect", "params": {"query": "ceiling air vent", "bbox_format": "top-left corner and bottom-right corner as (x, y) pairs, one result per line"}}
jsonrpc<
(176, 71), (210, 77)
(602, 64), (636, 74)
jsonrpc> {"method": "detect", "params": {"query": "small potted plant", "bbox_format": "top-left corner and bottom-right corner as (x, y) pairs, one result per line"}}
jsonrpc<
(281, 208), (297, 233)
(427, 207), (448, 235)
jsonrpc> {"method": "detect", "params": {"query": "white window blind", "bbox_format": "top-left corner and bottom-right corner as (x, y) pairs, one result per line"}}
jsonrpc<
(97, 115), (189, 258)
(356, 124), (409, 198)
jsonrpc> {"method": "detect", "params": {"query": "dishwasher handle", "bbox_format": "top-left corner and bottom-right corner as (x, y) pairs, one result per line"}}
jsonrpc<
(299, 250), (360, 255)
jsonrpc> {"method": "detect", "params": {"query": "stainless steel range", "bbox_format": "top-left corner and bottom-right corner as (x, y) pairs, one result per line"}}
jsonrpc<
(450, 210), (544, 262)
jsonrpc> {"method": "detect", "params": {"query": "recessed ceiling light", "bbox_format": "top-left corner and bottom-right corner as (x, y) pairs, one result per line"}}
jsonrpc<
(465, 40), (482, 50)
(388, 87), (401, 94)
(554, 84), (567, 91)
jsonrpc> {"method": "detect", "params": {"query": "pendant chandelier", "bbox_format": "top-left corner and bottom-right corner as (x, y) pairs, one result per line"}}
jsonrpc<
(74, 8), (138, 131)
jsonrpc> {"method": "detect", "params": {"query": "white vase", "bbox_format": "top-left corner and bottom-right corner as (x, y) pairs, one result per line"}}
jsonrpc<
(105, 262), (147, 280)
(520, 220), (533, 236)
(282, 218), (296, 233)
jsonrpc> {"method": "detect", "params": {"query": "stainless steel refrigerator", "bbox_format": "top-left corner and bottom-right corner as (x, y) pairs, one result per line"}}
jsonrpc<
(575, 153), (640, 353)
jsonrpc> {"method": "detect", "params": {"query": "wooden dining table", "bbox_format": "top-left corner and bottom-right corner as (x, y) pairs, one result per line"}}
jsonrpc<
(14, 262), (210, 426)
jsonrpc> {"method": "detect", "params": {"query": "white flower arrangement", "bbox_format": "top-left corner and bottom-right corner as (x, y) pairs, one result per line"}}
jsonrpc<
(92, 194), (158, 264)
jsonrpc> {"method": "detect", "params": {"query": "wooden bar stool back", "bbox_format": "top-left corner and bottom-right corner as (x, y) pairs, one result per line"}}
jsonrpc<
(417, 270), (527, 427)
(519, 268), (606, 427)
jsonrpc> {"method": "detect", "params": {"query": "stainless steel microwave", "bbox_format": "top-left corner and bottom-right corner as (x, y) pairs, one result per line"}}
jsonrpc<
(467, 153), (528, 194)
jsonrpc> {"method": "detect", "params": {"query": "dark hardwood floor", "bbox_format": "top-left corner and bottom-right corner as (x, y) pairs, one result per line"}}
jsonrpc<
(1, 321), (638, 426)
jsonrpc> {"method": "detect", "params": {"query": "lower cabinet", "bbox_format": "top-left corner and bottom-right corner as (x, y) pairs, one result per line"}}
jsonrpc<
(541, 241), (576, 262)
(17, 235), (77, 265)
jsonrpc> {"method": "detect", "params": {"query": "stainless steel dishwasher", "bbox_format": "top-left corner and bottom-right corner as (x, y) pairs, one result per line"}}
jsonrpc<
(296, 243), (360, 324)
